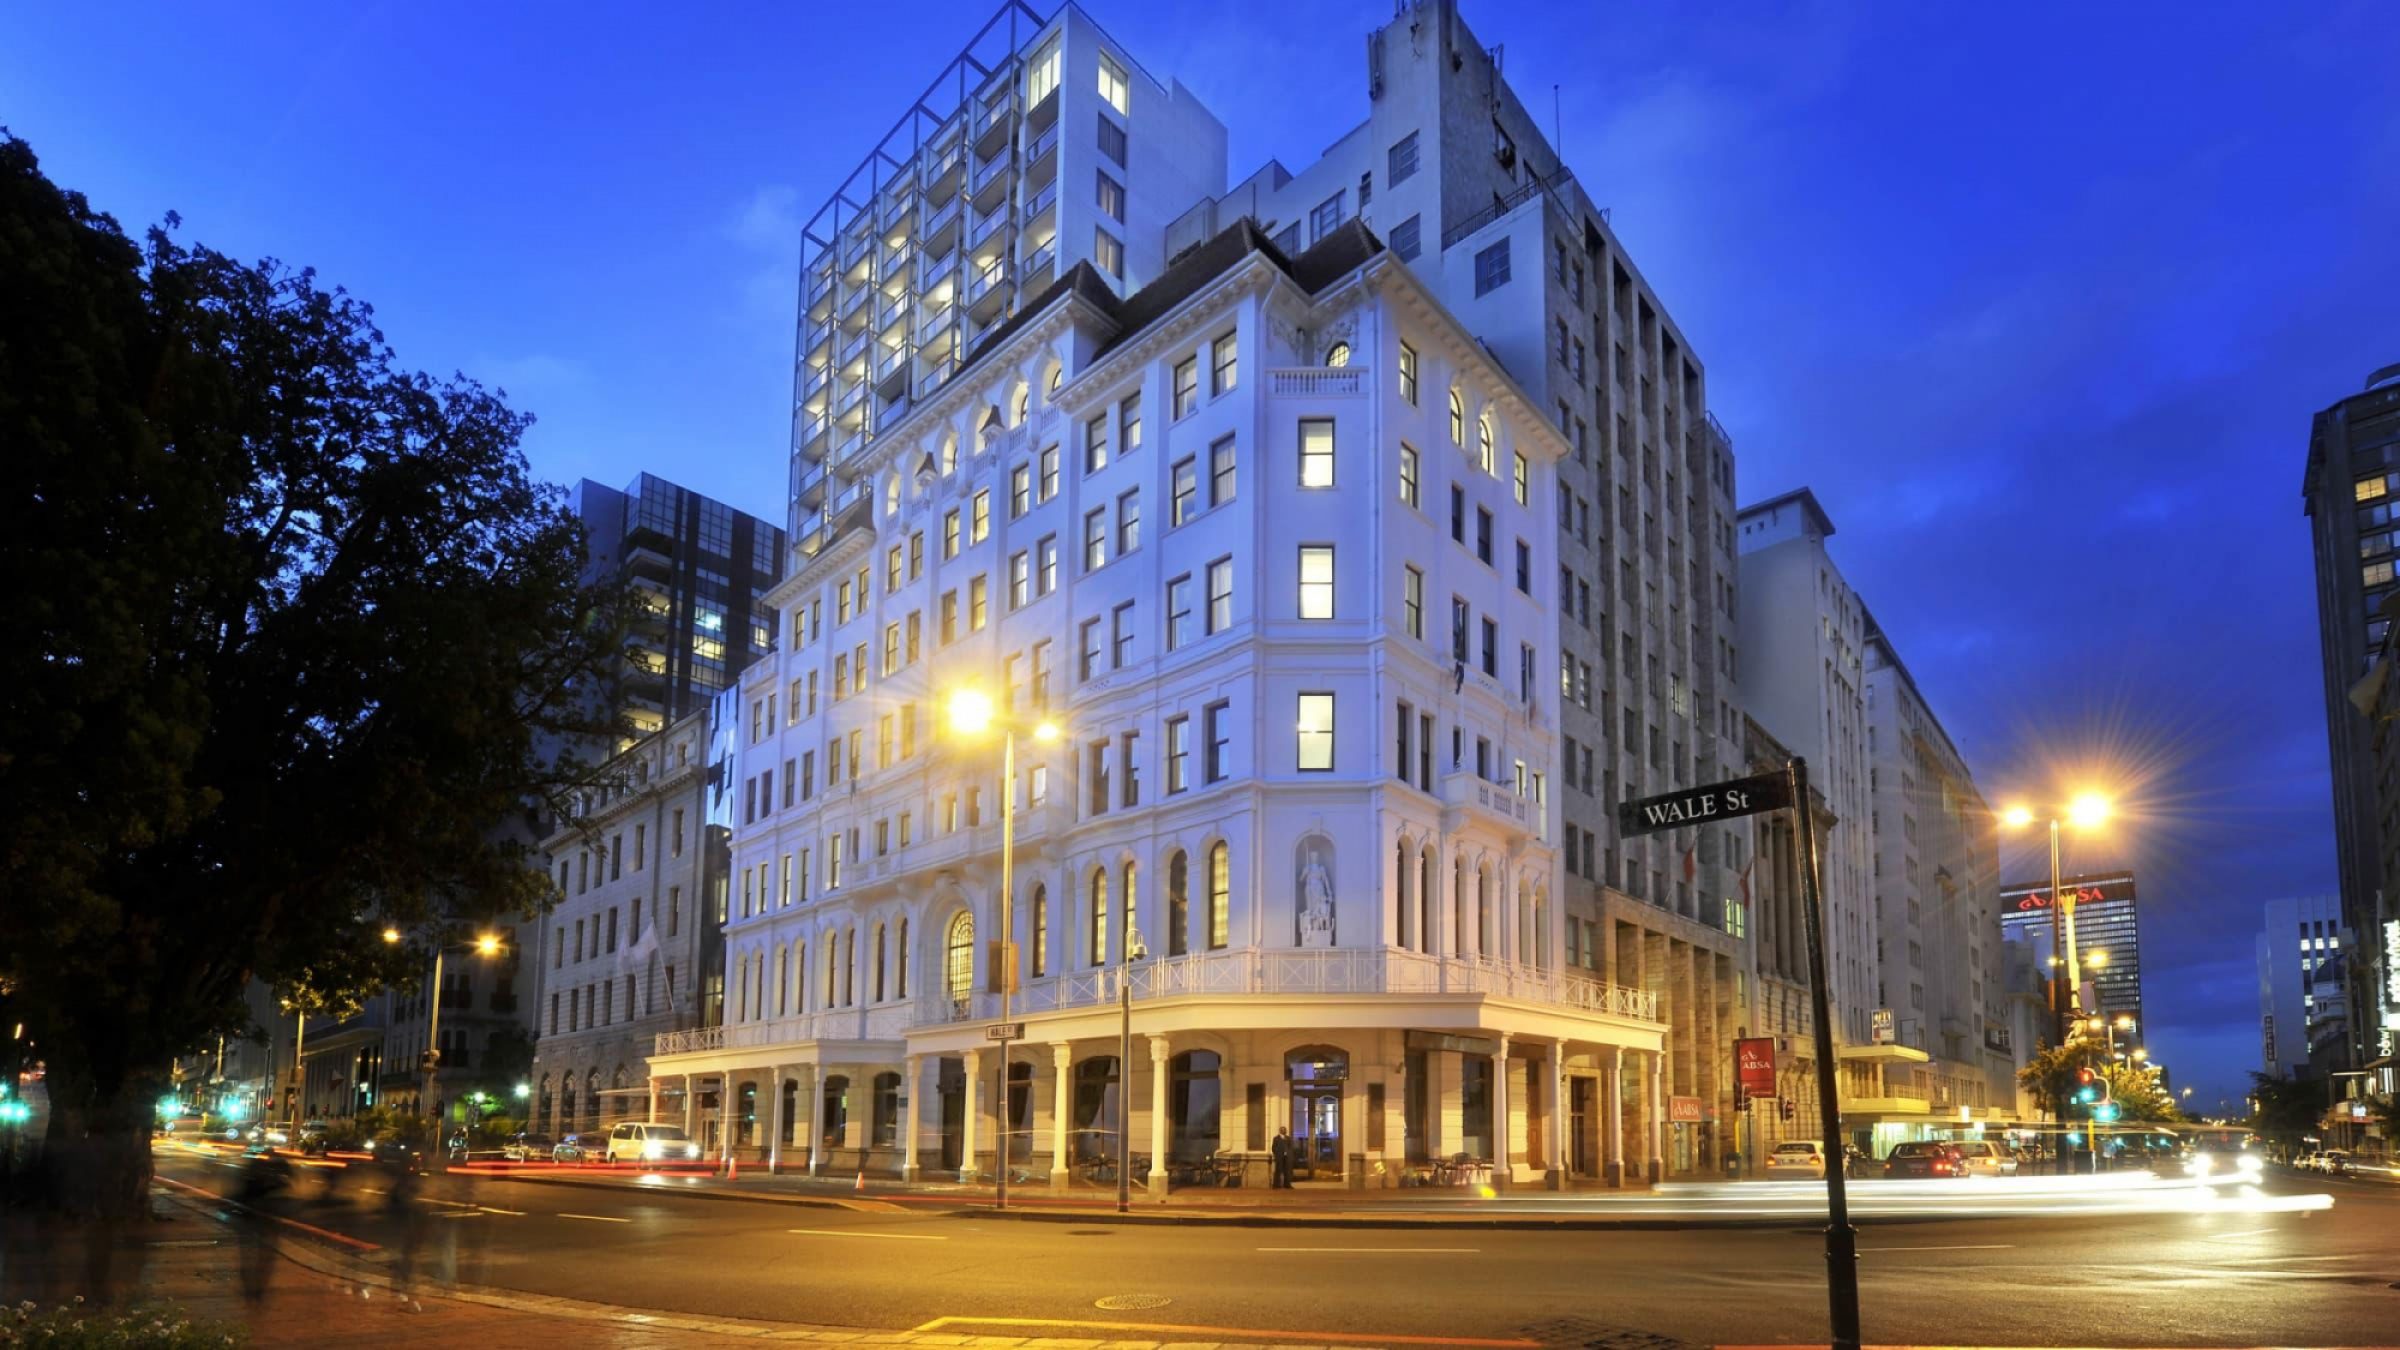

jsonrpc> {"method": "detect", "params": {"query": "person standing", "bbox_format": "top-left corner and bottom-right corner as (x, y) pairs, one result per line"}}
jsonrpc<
(1270, 1126), (1292, 1189)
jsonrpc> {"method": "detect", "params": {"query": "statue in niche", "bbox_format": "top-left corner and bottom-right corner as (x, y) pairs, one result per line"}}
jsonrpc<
(1297, 842), (1336, 947)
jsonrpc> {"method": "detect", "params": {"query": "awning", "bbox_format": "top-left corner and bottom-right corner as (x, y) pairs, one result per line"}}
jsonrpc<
(1839, 1043), (1931, 1064)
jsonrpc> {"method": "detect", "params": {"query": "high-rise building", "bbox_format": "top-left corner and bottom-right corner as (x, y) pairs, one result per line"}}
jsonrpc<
(1862, 610), (2013, 1125)
(2300, 359), (2400, 1076)
(787, 1), (1229, 546)
(575, 474), (787, 742)
(2350, 614), (2400, 1076)
(1166, 0), (1746, 1175)
(2256, 895), (2351, 1081)
(1997, 870), (2143, 1036)
(1735, 489), (1875, 1048)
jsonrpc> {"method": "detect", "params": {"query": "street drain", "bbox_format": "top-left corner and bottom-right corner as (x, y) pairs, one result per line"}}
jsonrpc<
(1520, 1316), (1699, 1350)
(1095, 1294), (1173, 1311)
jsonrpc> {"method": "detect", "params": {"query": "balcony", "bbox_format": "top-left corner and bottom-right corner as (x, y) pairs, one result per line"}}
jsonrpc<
(919, 250), (957, 292)
(1023, 178), (1057, 224)
(921, 141), (965, 202)
(917, 300), (956, 346)
(878, 182), (913, 231)
(1023, 123), (1059, 183)
(965, 260), (1011, 321)
(876, 290), (909, 333)
(839, 282), (872, 323)
(1020, 238), (1058, 289)
(1268, 368), (1366, 397)
(830, 428), (866, 464)
(1439, 773), (1536, 833)
(874, 343), (911, 397)
(970, 151), (1013, 213)
(794, 412), (830, 461)
(972, 92), (1015, 157)
(841, 227), (874, 269)
(839, 328), (871, 367)
(1024, 84), (1060, 133)
(920, 195), (962, 256)
(835, 379), (867, 419)
(624, 544), (673, 579)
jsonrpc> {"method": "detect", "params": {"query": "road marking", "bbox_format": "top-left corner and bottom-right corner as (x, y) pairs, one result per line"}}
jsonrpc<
(433, 1211), (487, 1220)
(913, 1315), (1536, 1348)
(559, 1213), (630, 1223)
(356, 1187), (384, 1196)
(2205, 1227), (2278, 1240)
(475, 1205), (526, 1216)
(1860, 1244), (2014, 1252)
(2214, 1252), (2370, 1264)
(787, 1227), (947, 1241)
(1256, 1246), (1482, 1254)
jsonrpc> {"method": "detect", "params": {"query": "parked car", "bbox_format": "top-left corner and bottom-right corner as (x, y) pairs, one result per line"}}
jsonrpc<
(1952, 1140), (2019, 1177)
(1883, 1142), (1968, 1179)
(552, 1133), (596, 1163)
(1765, 1141), (1827, 1178)
(294, 1120), (331, 1155)
(2292, 1148), (2324, 1172)
(607, 1121), (703, 1164)
(2317, 1149), (2352, 1176)
(503, 1132), (554, 1162)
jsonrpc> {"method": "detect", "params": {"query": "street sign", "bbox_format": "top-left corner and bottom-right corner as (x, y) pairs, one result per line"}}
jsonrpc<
(1735, 1037), (1778, 1100)
(1668, 1095), (1706, 1124)
(1616, 770), (1792, 838)
(1870, 1009), (1895, 1044)
(984, 1021), (1025, 1041)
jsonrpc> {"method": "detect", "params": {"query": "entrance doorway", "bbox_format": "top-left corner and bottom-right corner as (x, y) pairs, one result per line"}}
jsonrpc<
(1570, 1076), (1598, 1176)
(937, 1058), (964, 1172)
(1285, 1046), (1348, 1182)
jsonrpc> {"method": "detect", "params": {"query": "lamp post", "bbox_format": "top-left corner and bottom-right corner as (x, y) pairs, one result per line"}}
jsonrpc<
(1118, 922), (1147, 1214)
(947, 689), (1060, 1212)
(2001, 794), (2112, 1048)
(386, 927), (503, 1164)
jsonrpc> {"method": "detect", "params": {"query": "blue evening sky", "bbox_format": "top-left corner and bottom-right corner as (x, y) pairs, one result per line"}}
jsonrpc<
(10, 1), (2395, 1110)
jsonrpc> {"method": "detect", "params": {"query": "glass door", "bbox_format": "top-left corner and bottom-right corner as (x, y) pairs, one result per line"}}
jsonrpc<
(1291, 1088), (1341, 1180)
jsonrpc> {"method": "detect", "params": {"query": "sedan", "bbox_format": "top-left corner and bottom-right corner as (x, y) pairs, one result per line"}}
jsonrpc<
(1883, 1142), (1968, 1178)
(1952, 1141), (2018, 1177)
(1765, 1142), (1827, 1178)
(503, 1132), (555, 1162)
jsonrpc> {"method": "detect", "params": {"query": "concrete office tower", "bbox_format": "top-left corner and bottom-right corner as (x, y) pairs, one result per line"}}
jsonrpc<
(1735, 489), (1875, 1048)
(1862, 613), (2015, 1135)
(2256, 895), (2351, 1081)
(2301, 360), (2400, 1076)
(654, 219), (1683, 1192)
(788, 1), (1229, 545)
(1996, 870), (2144, 1035)
(575, 474), (787, 744)
(528, 711), (723, 1140)
(1165, 0), (1746, 1176)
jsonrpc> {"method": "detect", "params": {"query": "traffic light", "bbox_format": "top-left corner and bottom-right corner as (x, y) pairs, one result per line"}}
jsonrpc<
(2092, 1102), (2121, 1124)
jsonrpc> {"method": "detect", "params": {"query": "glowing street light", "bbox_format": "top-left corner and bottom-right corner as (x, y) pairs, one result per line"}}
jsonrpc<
(2001, 791), (2116, 1043)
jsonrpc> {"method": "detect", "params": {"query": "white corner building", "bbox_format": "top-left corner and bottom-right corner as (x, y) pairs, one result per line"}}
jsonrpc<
(648, 216), (1671, 1192)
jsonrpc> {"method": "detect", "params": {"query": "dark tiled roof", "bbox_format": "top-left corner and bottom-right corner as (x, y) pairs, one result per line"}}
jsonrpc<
(954, 216), (1388, 381)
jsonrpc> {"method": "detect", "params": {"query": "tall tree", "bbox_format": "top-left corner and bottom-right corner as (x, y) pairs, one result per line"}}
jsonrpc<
(0, 134), (625, 1217)
(2243, 1071), (2321, 1151)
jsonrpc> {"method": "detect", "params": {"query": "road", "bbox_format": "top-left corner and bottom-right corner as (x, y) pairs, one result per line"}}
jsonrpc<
(152, 1149), (2400, 1347)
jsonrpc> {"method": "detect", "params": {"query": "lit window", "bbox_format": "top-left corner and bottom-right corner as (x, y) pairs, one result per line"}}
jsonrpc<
(1298, 545), (1334, 619)
(1477, 413), (1495, 473)
(1096, 170), (1125, 223)
(1093, 227), (1123, 278)
(1212, 332), (1238, 396)
(1398, 443), (1419, 508)
(1298, 418), (1335, 487)
(1172, 455), (1197, 525)
(1403, 565), (1423, 639)
(1297, 693), (1334, 771)
(1174, 356), (1199, 418)
(1448, 389), (1464, 444)
(1513, 452), (1529, 504)
(1097, 52), (1129, 114)
(1206, 558), (1233, 633)
(1325, 341), (1350, 369)
(971, 490), (990, 543)
(1398, 343), (1417, 403)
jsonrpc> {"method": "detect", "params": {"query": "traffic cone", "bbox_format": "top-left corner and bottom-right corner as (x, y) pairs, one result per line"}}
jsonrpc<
(854, 1170), (865, 1193)
(727, 1153), (739, 1181)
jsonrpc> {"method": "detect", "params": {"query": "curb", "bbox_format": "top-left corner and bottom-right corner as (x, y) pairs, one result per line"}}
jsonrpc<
(461, 1169), (869, 1212)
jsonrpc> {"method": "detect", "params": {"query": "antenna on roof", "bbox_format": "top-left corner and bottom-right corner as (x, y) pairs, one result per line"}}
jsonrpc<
(1554, 84), (1562, 156)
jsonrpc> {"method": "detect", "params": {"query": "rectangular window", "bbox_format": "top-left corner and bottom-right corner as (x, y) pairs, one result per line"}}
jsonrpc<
(1039, 444), (1059, 500)
(971, 490), (990, 543)
(1515, 539), (1531, 594)
(1084, 507), (1108, 571)
(1166, 573), (1194, 650)
(1096, 170), (1125, 222)
(939, 590), (958, 643)
(1450, 485), (1465, 542)
(1206, 557), (1233, 634)
(1310, 191), (1344, 241)
(1011, 463), (1032, 517)
(1093, 226), (1123, 278)
(968, 575), (987, 631)
(1298, 545), (1335, 619)
(1084, 414), (1108, 475)
(1474, 239), (1511, 296)
(1010, 551), (1031, 608)
(1111, 601), (1135, 669)
(1390, 214), (1421, 261)
(1297, 693), (1334, 771)
(1403, 565), (1424, 639)
(1037, 534), (1058, 594)
(1173, 357), (1199, 419)
(1298, 418), (1335, 487)
(1452, 597), (1470, 663)
(1388, 130), (1419, 184)
(943, 509), (961, 558)
(1211, 331), (1238, 396)
(1117, 488), (1140, 554)
(1398, 342), (1418, 404)
(1398, 442), (1419, 507)
(1210, 435), (1236, 504)
(1097, 112), (1126, 165)
(1097, 53), (1128, 113)
(1165, 715), (1190, 794)
(1512, 452), (1528, 504)
(1079, 617), (1102, 681)
(1203, 699), (1231, 784)
(1476, 506), (1494, 565)
(1171, 455), (1197, 524)
(1481, 616), (1498, 677)
(1088, 739), (1111, 816)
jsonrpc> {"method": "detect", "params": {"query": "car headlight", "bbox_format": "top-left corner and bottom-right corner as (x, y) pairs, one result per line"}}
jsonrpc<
(643, 1141), (662, 1160)
(2235, 1154), (2264, 1177)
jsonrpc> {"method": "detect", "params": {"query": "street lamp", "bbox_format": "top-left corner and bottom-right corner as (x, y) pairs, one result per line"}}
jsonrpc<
(947, 688), (1060, 1212)
(1117, 922), (1148, 1214)
(2001, 793), (2114, 1047)
(386, 925), (505, 1161)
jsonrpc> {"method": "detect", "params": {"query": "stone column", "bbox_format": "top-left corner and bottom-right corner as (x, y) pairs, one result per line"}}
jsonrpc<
(1436, 1049), (1464, 1158)
(1646, 1049), (1664, 1183)
(1050, 1043), (1073, 1190)
(648, 1076), (660, 1124)
(901, 1054), (923, 1181)
(961, 1048), (983, 1183)
(682, 1074), (695, 1137)
(718, 1074), (734, 1166)
(1604, 1046), (1624, 1187)
(808, 1061), (828, 1177)
(1146, 1035), (1170, 1198)
(767, 1066), (785, 1174)
(1490, 1034), (1511, 1190)
(1545, 1046), (1567, 1190)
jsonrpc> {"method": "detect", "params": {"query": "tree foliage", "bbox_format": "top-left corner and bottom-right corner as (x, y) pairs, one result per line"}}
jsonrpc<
(2016, 1039), (2181, 1123)
(2242, 1071), (2321, 1147)
(0, 133), (626, 1216)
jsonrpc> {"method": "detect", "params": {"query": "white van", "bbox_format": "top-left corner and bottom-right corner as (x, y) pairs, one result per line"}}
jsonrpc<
(1952, 1140), (2018, 1177)
(606, 1121), (702, 1164)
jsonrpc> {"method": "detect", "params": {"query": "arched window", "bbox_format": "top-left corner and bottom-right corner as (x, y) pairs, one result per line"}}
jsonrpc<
(1166, 851), (1190, 957)
(942, 434), (959, 476)
(896, 917), (909, 998)
(1454, 855), (1469, 954)
(1047, 365), (1063, 397)
(1073, 1057), (1120, 1160)
(1089, 868), (1110, 966)
(737, 1080), (758, 1145)
(1448, 389), (1464, 444)
(1419, 845), (1437, 954)
(1030, 884), (1048, 976)
(1121, 860), (1139, 955)
(884, 473), (901, 515)
(842, 926), (856, 1006)
(537, 1074), (553, 1131)
(776, 945), (789, 1017)
(793, 939), (807, 1011)
(824, 935), (838, 1009)
(1324, 341), (1351, 369)
(1477, 864), (1493, 955)
(585, 1069), (601, 1128)
(945, 911), (974, 1005)
(1013, 383), (1031, 424)
(1477, 412), (1494, 473)
(874, 923), (888, 1002)
(1394, 837), (1411, 949)
(1207, 841), (1230, 950)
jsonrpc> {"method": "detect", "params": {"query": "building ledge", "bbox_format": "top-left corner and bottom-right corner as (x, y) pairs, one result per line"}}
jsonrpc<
(1838, 1043), (1931, 1064)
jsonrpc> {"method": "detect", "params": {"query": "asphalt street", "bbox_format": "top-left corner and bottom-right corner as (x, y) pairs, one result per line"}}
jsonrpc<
(153, 1149), (2400, 1347)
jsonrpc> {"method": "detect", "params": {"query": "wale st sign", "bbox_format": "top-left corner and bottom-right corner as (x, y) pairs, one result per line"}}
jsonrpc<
(1615, 769), (1792, 837)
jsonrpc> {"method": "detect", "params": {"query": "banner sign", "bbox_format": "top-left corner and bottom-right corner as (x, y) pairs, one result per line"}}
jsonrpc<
(1735, 1037), (1778, 1100)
